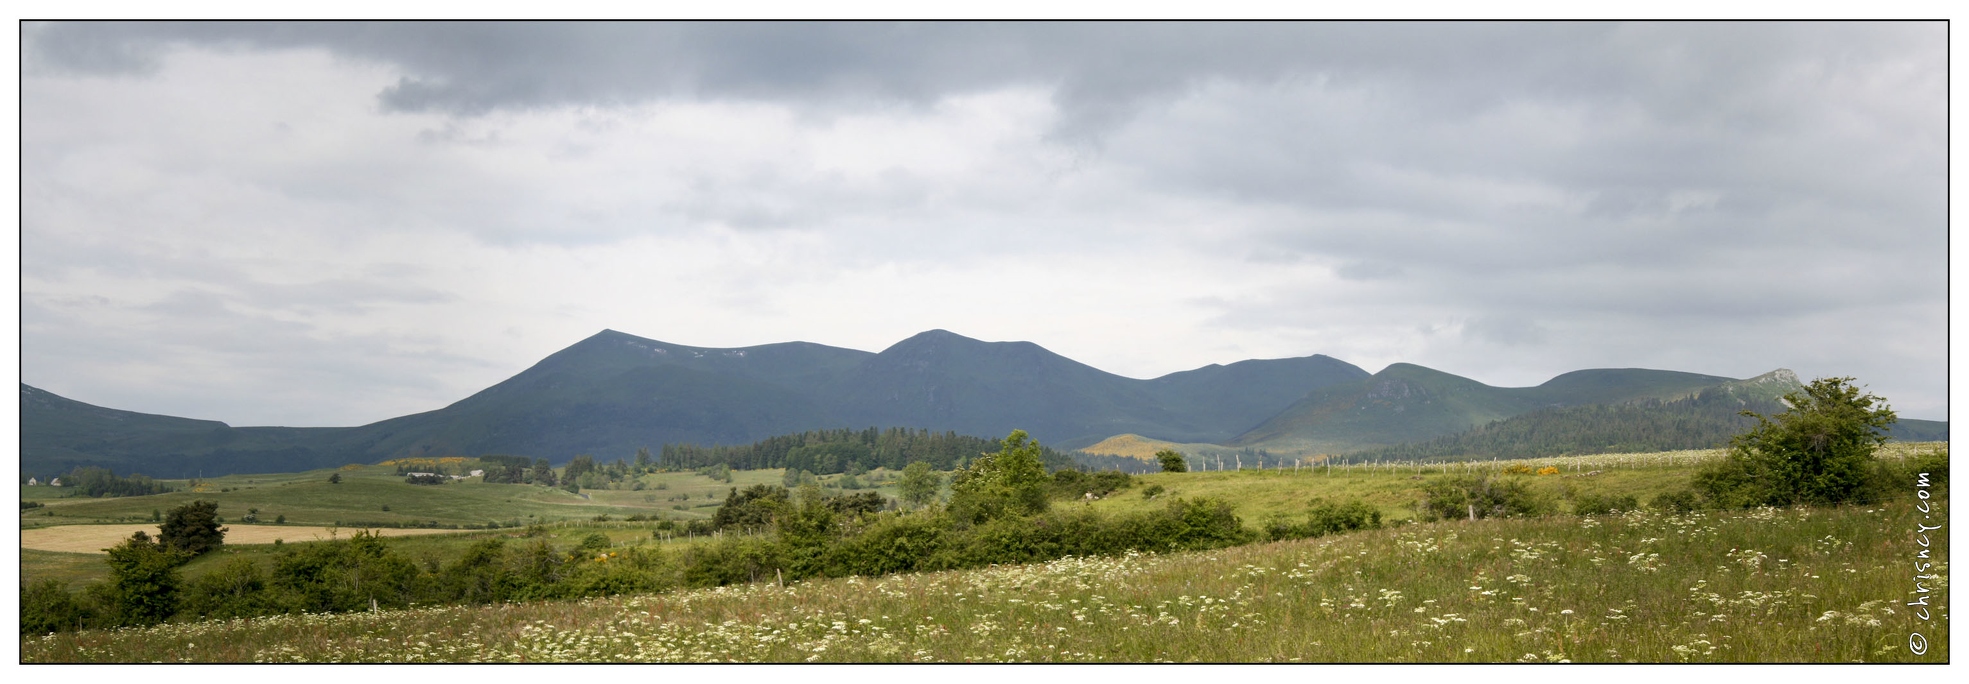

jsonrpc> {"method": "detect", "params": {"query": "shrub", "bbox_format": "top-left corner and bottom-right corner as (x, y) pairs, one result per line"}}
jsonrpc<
(181, 557), (273, 620)
(1866, 444), (1949, 501)
(1142, 484), (1166, 500)
(1694, 376), (1896, 508)
(948, 430), (1052, 524)
(20, 579), (92, 635)
(1416, 475), (1551, 522)
(1050, 468), (1132, 499)
(1265, 499), (1382, 541)
(1156, 449), (1188, 473)
(92, 531), (188, 628)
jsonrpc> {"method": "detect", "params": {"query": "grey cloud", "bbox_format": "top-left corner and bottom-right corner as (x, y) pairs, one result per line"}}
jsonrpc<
(20, 21), (1947, 422)
(34, 22), (1905, 140)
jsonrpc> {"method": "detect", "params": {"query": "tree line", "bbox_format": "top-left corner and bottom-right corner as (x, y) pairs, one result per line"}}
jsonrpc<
(658, 427), (1077, 474)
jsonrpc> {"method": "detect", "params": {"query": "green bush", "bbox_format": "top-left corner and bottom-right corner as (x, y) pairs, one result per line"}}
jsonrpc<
(1416, 475), (1551, 522)
(1156, 449), (1188, 473)
(91, 531), (188, 628)
(1142, 484), (1166, 500)
(948, 430), (1052, 524)
(1863, 445), (1949, 503)
(1694, 377), (1896, 508)
(1050, 469), (1133, 499)
(20, 579), (93, 635)
(1265, 499), (1383, 541)
(181, 557), (274, 620)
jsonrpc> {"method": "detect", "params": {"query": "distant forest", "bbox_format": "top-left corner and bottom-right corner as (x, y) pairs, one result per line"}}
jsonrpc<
(657, 427), (1078, 474)
(1341, 388), (1788, 463)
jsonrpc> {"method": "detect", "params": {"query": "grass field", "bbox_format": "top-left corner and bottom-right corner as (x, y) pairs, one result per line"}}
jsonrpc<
(21, 498), (1946, 663)
(20, 443), (1946, 662)
(21, 463), (904, 530)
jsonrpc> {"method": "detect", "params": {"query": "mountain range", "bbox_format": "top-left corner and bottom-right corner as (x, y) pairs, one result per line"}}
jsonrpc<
(19, 328), (1946, 479)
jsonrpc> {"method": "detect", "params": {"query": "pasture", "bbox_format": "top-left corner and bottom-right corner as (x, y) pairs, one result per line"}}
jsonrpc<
(21, 463), (902, 530)
(22, 498), (1946, 663)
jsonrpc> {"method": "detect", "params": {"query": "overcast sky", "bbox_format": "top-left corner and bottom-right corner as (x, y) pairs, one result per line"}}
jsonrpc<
(18, 21), (1948, 426)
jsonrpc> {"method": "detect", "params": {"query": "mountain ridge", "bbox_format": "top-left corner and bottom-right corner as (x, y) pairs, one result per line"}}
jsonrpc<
(21, 329), (1935, 479)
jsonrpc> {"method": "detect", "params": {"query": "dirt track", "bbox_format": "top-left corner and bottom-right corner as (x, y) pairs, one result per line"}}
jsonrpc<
(20, 524), (473, 554)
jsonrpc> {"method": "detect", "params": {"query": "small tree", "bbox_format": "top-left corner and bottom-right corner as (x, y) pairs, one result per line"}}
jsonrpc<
(159, 500), (226, 555)
(1155, 449), (1188, 473)
(91, 531), (188, 627)
(948, 430), (1051, 523)
(898, 461), (941, 507)
(1695, 376), (1897, 508)
(328, 472), (342, 484)
(531, 458), (558, 487)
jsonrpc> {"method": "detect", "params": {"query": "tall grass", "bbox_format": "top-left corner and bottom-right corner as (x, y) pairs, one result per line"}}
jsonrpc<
(24, 499), (1946, 663)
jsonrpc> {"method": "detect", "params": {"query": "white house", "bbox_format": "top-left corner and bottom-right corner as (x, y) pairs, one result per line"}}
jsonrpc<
(26, 477), (38, 486)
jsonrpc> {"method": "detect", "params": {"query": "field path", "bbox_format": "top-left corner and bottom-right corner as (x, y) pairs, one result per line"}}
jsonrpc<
(20, 524), (474, 554)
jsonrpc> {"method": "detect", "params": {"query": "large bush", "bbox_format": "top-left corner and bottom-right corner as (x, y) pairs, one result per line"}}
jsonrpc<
(90, 531), (188, 628)
(1694, 377), (1896, 508)
(20, 580), (92, 635)
(947, 430), (1052, 524)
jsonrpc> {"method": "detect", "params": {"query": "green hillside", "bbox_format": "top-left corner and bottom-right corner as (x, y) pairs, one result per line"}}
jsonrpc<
(1342, 370), (1942, 463)
(1231, 365), (1746, 455)
(23, 328), (1941, 482)
(21, 329), (1368, 479)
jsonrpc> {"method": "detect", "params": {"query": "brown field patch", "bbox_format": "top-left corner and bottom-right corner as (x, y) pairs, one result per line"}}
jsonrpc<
(20, 524), (473, 554)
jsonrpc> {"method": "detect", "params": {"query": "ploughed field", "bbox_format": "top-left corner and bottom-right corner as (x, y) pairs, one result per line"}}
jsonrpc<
(20, 445), (1948, 663)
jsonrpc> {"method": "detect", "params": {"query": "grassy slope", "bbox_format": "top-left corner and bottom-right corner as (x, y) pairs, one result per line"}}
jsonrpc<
(1232, 365), (1746, 456)
(17, 463), (902, 587)
(23, 498), (1946, 663)
(19, 464), (883, 529)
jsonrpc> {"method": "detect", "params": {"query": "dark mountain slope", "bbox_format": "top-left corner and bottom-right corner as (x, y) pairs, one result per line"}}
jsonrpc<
(1231, 364), (1748, 455)
(1142, 354), (1371, 441)
(19, 384), (345, 479)
(20, 329), (1369, 477)
(323, 330), (876, 460)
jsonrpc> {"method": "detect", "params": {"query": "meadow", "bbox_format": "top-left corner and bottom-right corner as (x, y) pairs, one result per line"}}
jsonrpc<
(19, 443), (1947, 662)
(21, 499), (1945, 663)
(19, 462), (897, 589)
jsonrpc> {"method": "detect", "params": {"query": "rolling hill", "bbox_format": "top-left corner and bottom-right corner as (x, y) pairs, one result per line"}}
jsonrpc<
(1228, 365), (1753, 455)
(19, 329), (1368, 479)
(21, 328), (1944, 480)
